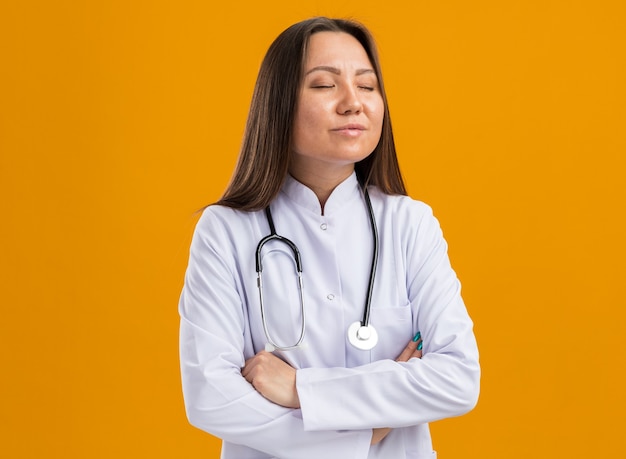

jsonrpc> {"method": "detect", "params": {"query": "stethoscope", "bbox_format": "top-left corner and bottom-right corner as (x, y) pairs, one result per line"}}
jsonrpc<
(255, 187), (379, 352)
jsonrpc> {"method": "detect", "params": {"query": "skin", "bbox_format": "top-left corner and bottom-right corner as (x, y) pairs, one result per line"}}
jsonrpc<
(289, 31), (385, 213)
(242, 31), (420, 447)
(241, 337), (423, 444)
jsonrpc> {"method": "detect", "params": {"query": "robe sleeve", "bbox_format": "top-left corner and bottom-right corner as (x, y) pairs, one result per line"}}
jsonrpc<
(179, 208), (372, 458)
(296, 203), (480, 431)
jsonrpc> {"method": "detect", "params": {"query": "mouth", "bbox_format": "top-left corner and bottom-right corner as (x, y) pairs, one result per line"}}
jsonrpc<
(331, 124), (366, 137)
(332, 124), (366, 132)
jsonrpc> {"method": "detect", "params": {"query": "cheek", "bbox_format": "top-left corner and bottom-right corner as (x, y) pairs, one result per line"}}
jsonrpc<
(294, 105), (325, 137)
(297, 107), (319, 129)
(366, 97), (384, 129)
(370, 110), (385, 141)
(292, 108), (317, 154)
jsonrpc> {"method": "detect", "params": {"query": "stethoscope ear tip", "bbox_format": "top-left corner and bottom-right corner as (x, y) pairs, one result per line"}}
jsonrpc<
(264, 343), (276, 352)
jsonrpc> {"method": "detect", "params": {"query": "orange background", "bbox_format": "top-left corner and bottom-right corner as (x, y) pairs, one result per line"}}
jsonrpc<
(1, 1), (624, 457)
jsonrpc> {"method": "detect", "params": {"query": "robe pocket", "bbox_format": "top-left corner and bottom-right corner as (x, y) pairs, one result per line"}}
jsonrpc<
(369, 305), (413, 361)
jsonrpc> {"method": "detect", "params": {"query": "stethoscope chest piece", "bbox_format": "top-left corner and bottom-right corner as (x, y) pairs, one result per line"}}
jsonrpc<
(347, 321), (378, 351)
(258, 187), (380, 352)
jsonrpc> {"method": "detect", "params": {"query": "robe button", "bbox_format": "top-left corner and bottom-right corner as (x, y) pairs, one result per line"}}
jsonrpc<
(327, 293), (335, 301)
(320, 223), (328, 230)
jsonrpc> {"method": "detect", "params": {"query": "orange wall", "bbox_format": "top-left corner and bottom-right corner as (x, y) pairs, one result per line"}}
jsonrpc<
(1, 1), (624, 457)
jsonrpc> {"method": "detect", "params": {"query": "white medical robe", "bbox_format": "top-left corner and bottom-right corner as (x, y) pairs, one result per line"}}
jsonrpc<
(179, 173), (480, 458)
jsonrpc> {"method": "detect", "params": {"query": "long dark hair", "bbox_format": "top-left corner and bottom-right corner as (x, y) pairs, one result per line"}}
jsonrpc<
(217, 17), (406, 211)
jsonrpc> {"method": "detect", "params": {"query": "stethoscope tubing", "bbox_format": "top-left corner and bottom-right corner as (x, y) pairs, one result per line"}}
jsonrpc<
(256, 207), (306, 351)
(360, 187), (378, 329)
(255, 186), (378, 351)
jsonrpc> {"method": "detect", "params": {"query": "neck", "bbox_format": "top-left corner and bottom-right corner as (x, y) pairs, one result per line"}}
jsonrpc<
(288, 164), (354, 214)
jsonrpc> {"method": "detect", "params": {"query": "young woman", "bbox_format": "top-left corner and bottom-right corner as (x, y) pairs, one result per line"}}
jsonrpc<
(179, 17), (480, 458)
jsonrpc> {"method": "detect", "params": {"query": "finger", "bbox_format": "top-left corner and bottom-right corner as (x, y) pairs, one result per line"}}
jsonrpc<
(396, 339), (419, 362)
(406, 342), (423, 360)
(241, 351), (266, 379)
(241, 358), (255, 380)
(244, 350), (277, 377)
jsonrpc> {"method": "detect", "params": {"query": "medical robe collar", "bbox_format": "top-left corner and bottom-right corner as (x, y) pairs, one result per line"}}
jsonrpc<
(281, 172), (362, 215)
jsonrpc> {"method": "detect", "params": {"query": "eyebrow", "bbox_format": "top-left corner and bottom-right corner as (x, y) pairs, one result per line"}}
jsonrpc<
(304, 66), (376, 77)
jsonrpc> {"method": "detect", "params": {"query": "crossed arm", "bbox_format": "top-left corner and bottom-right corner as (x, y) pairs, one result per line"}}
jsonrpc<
(242, 335), (424, 445)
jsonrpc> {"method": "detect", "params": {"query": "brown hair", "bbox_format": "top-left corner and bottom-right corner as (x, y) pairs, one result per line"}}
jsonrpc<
(217, 17), (406, 211)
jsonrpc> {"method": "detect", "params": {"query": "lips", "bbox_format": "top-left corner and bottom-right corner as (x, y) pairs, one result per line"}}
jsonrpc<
(332, 123), (366, 131)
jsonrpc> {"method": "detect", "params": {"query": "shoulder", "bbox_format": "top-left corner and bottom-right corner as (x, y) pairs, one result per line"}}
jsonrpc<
(369, 189), (445, 248)
(371, 189), (436, 225)
(197, 204), (251, 226)
(192, 204), (261, 247)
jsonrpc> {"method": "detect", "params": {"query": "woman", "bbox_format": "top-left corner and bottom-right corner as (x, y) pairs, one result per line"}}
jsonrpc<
(179, 17), (480, 458)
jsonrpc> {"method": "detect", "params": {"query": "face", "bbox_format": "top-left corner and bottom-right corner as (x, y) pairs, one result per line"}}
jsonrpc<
(290, 31), (384, 181)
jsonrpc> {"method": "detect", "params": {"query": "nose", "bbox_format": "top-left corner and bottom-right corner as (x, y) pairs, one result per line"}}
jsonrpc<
(337, 86), (363, 115)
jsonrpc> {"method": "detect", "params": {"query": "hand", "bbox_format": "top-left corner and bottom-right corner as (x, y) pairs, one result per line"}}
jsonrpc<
(395, 334), (423, 363)
(242, 351), (300, 408)
(371, 334), (423, 445)
(371, 427), (391, 445)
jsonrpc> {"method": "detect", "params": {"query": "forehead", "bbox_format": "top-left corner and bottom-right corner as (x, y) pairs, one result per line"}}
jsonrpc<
(304, 31), (373, 69)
